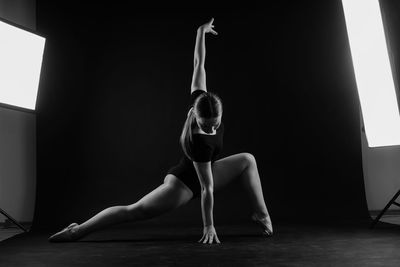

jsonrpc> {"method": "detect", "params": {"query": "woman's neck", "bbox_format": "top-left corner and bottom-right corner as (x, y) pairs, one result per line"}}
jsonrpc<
(193, 125), (216, 135)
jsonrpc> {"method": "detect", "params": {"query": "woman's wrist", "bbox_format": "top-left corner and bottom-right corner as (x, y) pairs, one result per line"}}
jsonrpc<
(197, 26), (205, 33)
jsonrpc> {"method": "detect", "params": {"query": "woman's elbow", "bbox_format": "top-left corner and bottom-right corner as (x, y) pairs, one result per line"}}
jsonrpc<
(201, 186), (214, 194)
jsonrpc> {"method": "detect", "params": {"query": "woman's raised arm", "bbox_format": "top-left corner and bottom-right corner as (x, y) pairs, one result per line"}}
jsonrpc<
(191, 18), (218, 94)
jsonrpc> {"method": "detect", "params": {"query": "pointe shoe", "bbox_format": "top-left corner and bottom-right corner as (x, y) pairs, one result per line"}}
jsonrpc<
(251, 213), (273, 236)
(48, 223), (80, 242)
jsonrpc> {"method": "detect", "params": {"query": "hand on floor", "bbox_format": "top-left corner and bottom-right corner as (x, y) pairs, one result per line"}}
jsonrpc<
(198, 225), (221, 244)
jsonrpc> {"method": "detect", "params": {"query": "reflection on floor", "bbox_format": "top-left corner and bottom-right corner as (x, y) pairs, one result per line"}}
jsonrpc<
(1, 219), (400, 266)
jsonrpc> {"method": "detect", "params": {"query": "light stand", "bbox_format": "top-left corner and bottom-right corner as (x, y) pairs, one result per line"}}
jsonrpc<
(0, 18), (45, 234)
(0, 207), (28, 232)
(370, 189), (400, 228)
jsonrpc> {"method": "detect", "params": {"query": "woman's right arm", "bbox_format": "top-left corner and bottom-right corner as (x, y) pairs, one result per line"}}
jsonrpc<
(193, 161), (215, 227)
(193, 161), (221, 244)
(191, 18), (218, 94)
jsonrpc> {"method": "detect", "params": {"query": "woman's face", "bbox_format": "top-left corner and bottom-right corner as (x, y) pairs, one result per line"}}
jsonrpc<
(196, 115), (222, 134)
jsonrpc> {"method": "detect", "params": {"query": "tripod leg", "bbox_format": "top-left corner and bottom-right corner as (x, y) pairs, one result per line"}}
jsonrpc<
(370, 189), (400, 229)
(0, 208), (28, 232)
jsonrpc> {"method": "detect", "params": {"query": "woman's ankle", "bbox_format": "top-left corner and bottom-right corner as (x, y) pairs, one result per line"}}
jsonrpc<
(255, 211), (269, 219)
(71, 224), (83, 239)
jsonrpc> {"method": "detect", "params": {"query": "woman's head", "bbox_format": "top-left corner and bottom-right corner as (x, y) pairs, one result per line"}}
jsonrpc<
(193, 92), (223, 133)
(180, 91), (223, 160)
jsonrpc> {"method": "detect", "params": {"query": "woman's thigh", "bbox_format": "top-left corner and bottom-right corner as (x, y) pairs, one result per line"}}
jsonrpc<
(131, 174), (193, 218)
(212, 152), (254, 192)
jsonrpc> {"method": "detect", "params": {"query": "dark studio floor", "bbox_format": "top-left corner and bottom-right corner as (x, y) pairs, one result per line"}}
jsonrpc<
(1, 217), (400, 267)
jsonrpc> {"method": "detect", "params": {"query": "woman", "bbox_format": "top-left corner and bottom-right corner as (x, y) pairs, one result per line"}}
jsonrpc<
(49, 18), (272, 245)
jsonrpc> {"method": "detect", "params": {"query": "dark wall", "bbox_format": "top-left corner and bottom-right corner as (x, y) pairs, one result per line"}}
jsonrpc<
(33, 3), (371, 231)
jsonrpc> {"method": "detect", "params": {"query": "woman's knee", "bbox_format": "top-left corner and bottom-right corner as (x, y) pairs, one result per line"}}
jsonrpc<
(240, 152), (257, 167)
(125, 203), (147, 221)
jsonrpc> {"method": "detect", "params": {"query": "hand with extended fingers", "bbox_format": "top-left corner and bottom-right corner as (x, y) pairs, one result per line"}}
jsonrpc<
(198, 225), (221, 244)
(198, 18), (218, 35)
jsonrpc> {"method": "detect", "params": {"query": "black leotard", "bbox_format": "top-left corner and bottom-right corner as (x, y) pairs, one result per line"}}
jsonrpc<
(166, 90), (224, 199)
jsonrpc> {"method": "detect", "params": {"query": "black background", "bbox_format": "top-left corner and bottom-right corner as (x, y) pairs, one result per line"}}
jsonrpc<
(32, 2), (392, 231)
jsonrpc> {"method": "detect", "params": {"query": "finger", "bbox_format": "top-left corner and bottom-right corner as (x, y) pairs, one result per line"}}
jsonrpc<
(211, 30), (218, 35)
(203, 236), (209, 244)
(209, 18), (214, 24)
(208, 235), (213, 244)
(216, 236), (221, 243)
(198, 235), (205, 243)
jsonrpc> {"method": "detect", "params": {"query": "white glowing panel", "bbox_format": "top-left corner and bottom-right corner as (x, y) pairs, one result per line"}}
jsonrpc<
(342, 0), (400, 147)
(0, 20), (45, 110)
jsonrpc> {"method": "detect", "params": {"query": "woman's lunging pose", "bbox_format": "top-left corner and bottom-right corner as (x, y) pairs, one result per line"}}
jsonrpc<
(49, 18), (272, 245)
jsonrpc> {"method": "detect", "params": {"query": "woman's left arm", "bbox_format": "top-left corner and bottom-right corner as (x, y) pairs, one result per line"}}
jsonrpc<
(191, 18), (218, 94)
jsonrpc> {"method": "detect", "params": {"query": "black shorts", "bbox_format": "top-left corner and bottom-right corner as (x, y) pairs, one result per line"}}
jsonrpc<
(167, 157), (201, 199)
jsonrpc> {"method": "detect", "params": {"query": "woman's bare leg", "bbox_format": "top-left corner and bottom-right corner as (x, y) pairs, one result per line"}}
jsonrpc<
(239, 154), (270, 218)
(73, 205), (133, 238)
(212, 152), (270, 218)
(51, 175), (193, 240)
(211, 152), (272, 235)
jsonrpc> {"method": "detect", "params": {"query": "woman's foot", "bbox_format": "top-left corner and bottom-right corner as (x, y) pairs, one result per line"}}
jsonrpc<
(251, 212), (273, 236)
(48, 223), (81, 242)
